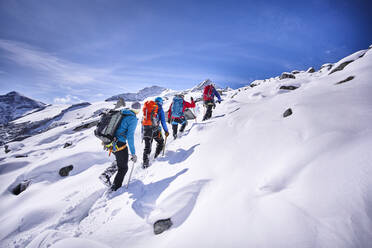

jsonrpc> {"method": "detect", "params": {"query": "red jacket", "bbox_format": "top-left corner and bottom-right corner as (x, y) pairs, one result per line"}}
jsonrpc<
(168, 99), (195, 120)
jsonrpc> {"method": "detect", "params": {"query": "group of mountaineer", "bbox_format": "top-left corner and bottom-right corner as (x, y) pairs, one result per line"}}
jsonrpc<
(96, 84), (222, 192)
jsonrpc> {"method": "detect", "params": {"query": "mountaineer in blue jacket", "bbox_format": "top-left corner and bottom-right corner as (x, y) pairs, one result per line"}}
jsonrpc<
(142, 97), (169, 168)
(99, 101), (141, 191)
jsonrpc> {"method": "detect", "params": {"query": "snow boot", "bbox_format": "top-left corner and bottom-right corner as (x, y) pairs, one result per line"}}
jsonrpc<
(142, 160), (149, 169)
(99, 174), (112, 187)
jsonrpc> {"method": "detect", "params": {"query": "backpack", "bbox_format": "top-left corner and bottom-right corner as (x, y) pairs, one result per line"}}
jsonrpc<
(203, 85), (213, 101)
(142, 100), (159, 126)
(171, 96), (184, 118)
(94, 110), (124, 145)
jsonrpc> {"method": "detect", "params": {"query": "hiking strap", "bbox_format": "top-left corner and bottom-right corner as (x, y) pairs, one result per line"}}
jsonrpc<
(107, 143), (127, 156)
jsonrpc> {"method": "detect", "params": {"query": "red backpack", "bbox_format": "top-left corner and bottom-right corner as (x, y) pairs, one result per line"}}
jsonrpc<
(142, 100), (159, 126)
(203, 85), (213, 101)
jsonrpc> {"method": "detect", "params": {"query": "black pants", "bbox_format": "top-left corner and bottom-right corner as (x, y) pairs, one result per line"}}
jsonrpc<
(143, 126), (164, 165)
(203, 100), (215, 121)
(172, 117), (187, 137)
(112, 142), (129, 190)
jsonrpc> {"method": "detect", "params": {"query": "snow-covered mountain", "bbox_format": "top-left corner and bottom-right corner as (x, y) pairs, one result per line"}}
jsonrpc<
(1, 45), (372, 248)
(0, 102), (92, 145)
(105, 86), (166, 102)
(190, 78), (222, 92)
(0, 91), (46, 125)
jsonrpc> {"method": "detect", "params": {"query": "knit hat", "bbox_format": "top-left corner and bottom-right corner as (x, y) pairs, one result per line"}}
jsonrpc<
(131, 101), (141, 114)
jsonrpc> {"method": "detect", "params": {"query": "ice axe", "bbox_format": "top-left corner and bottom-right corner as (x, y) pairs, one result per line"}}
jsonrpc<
(162, 135), (168, 156)
(126, 161), (135, 189)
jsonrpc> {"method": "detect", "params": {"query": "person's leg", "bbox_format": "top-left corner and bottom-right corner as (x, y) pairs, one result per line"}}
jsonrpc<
(99, 161), (117, 187)
(172, 122), (178, 139)
(206, 102), (213, 120)
(153, 129), (164, 158)
(142, 126), (153, 167)
(179, 118), (187, 132)
(112, 146), (129, 191)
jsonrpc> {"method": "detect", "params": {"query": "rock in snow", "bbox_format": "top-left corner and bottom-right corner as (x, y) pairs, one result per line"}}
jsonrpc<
(63, 142), (72, 148)
(335, 75), (355, 85)
(12, 179), (32, 195)
(279, 72), (296, 79)
(329, 60), (354, 74)
(283, 108), (293, 117)
(279, 85), (299, 90)
(59, 165), (74, 177)
(154, 218), (173, 235)
(306, 67), (315, 73)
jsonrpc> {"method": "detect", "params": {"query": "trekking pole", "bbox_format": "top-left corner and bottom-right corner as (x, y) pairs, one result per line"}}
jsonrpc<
(192, 108), (197, 124)
(126, 161), (135, 189)
(162, 135), (167, 156)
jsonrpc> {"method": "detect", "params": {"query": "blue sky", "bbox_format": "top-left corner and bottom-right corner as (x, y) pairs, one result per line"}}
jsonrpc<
(0, 0), (371, 104)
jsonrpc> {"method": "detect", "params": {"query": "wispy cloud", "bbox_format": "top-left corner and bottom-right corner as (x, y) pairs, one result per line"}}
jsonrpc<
(0, 39), (116, 85)
(54, 94), (83, 104)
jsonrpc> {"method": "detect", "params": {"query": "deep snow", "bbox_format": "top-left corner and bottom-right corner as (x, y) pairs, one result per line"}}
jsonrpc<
(1, 47), (372, 248)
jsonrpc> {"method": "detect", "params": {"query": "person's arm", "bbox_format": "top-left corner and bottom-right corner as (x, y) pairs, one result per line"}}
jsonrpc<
(213, 87), (222, 102)
(159, 108), (169, 133)
(183, 99), (195, 108)
(168, 104), (172, 119)
(126, 117), (138, 155)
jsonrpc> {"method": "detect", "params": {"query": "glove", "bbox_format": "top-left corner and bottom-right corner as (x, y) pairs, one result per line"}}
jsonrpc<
(165, 131), (169, 137)
(167, 119), (171, 124)
(130, 154), (137, 163)
(191, 97), (194, 102)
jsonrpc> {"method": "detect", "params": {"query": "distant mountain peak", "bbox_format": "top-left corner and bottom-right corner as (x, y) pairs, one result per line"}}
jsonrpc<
(0, 91), (46, 125)
(105, 85), (167, 102)
(191, 79), (220, 92)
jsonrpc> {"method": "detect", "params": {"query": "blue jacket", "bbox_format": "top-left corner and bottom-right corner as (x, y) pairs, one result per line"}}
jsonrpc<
(157, 103), (168, 133)
(212, 87), (222, 102)
(115, 109), (138, 155)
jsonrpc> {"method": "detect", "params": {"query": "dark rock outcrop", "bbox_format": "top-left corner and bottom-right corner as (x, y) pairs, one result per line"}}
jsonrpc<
(329, 61), (354, 74)
(4, 145), (11, 153)
(283, 108), (293, 118)
(280, 73), (295, 80)
(335, 76), (355, 85)
(306, 67), (315, 73)
(12, 180), (32, 195)
(320, 64), (333, 71)
(154, 218), (173, 235)
(59, 165), (74, 177)
(15, 154), (28, 158)
(73, 120), (99, 132)
(279, 86), (299, 90)
(291, 70), (300, 74)
(63, 142), (72, 148)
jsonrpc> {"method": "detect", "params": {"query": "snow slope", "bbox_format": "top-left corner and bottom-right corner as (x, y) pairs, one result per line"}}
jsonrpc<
(1, 46), (372, 248)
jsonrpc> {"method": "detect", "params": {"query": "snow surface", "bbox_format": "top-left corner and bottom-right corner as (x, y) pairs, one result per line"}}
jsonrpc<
(1, 47), (372, 248)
